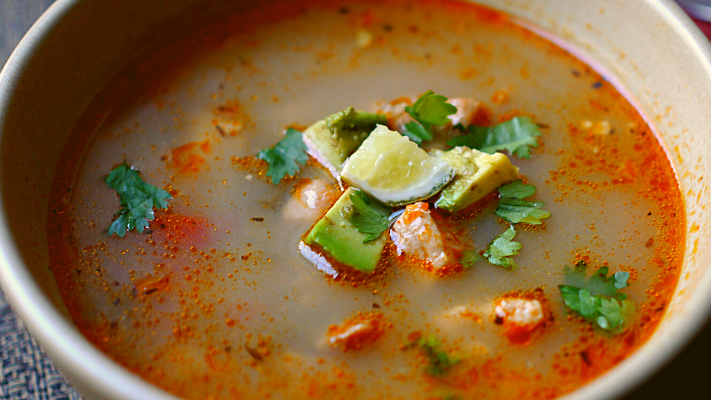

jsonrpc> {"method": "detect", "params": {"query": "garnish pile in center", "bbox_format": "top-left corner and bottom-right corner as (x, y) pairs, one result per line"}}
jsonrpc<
(259, 92), (540, 273)
(256, 91), (634, 340)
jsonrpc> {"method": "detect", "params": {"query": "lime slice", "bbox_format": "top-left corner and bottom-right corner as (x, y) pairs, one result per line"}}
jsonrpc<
(340, 125), (454, 206)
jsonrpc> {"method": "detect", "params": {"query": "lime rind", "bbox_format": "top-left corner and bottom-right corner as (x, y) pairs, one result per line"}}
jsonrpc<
(340, 125), (455, 206)
(376, 174), (453, 207)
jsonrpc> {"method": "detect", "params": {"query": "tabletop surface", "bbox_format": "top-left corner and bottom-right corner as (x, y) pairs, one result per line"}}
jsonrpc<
(1, 1), (710, 399)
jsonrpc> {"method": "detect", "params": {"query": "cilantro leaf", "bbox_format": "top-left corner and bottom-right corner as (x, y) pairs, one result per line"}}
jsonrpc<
(402, 120), (432, 144)
(402, 91), (457, 144)
(447, 116), (541, 158)
(408, 335), (462, 377)
(349, 191), (391, 243)
(257, 128), (309, 184)
(559, 286), (634, 332)
(496, 180), (536, 199)
(598, 297), (634, 330)
(407, 92), (458, 126)
(559, 287), (596, 318)
(459, 250), (481, 268)
(494, 180), (551, 225)
(562, 261), (630, 300)
(483, 225), (521, 270)
(558, 261), (634, 332)
(105, 163), (172, 238)
(496, 199), (551, 225)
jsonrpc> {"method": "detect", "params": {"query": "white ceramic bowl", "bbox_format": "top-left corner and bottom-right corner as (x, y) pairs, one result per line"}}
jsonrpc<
(1, 1), (710, 399)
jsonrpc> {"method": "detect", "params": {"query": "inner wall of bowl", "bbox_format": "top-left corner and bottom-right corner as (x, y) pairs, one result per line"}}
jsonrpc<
(0, 0), (709, 399)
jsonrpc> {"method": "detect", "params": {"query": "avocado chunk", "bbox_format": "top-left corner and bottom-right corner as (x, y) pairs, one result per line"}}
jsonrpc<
(304, 188), (387, 273)
(432, 146), (519, 213)
(302, 107), (388, 178)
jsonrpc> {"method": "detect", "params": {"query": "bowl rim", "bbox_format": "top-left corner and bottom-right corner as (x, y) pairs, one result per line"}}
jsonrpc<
(0, 0), (710, 399)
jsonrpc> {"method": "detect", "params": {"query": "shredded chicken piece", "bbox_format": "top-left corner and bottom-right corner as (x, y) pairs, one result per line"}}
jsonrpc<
(493, 296), (548, 345)
(282, 178), (335, 221)
(446, 97), (480, 127)
(390, 202), (455, 269)
(495, 298), (544, 326)
(133, 274), (170, 296)
(327, 312), (387, 350)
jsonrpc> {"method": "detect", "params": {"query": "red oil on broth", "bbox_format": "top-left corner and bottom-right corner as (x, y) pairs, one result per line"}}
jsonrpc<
(47, 0), (685, 399)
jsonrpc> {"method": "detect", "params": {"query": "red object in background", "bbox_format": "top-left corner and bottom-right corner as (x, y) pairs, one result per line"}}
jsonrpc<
(693, 18), (711, 39)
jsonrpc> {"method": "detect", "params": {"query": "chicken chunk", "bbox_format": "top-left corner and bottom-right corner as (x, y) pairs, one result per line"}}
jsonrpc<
(390, 202), (456, 269)
(281, 178), (336, 222)
(446, 97), (480, 127)
(376, 98), (413, 131)
(327, 312), (388, 351)
(495, 298), (544, 326)
(493, 296), (547, 345)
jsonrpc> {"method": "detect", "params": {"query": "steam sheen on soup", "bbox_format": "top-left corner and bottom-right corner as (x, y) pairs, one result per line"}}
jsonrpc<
(47, 1), (685, 399)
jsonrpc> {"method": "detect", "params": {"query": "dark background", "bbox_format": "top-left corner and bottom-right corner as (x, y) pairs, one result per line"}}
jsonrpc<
(0, 1), (709, 399)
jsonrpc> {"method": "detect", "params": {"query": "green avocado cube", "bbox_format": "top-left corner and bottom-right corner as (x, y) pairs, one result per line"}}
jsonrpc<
(304, 188), (387, 273)
(302, 107), (388, 177)
(433, 146), (519, 213)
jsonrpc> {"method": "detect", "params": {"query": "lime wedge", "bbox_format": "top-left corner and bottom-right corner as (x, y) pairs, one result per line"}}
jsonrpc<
(340, 125), (454, 206)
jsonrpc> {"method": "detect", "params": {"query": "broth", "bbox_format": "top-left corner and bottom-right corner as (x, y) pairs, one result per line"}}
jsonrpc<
(47, 0), (685, 399)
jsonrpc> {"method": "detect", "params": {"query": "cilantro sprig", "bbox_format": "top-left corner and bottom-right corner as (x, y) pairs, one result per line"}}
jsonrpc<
(558, 261), (634, 332)
(349, 191), (391, 243)
(459, 250), (481, 268)
(105, 163), (172, 238)
(447, 116), (541, 158)
(403, 91), (457, 144)
(257, 128), (309, 184)
(483, 225), (521, 270)
(407, 335), (462, 377)
(495, 180), (551, 225)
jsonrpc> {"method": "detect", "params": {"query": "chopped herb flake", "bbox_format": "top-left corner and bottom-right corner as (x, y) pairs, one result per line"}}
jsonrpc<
(562, 261), (630, 299)
(402, 120), (432, 144)
(447, 116), (541, 158)
(257, 128), (309, 184)
(558, 261), (634, 332)
(408, 335), (462, 377)
(459, 250), (481, 268)
(105, 163), (172, 238)
(497, 179), (536, 199)
(495, 180), (551, 225)
(349, 191), (391, 243)
(483, 225), (521, 270)
(403, 91), (457, 144)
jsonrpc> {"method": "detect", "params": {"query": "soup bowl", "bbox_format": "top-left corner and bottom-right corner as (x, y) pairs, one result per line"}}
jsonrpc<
(0, 0), (710, 399)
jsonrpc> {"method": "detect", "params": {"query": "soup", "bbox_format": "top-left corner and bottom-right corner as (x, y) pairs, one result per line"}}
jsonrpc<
(47, 0), (685, 399)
